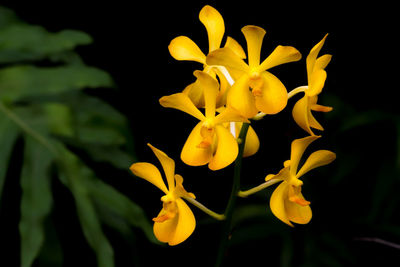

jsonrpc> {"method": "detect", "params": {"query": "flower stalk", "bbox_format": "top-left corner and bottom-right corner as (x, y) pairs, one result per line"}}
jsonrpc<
(215, 122), (250, 267)
(238, 178), (281, 198)
(183, 196), (225, 221)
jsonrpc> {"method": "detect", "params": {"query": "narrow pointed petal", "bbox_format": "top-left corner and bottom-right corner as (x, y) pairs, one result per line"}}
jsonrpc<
(181, 123), (213, 166)
(194, 70), (219, 118)
(258, 45), (301, 72)
(208, 125), (238, 170)
(183, 80), (205, 108)
(292, 95), (314, 135)
(227, 74), (258, 118)
(285, 194), (312, 224)
(306, 69), (327, 96)
(296, 150), (336, 178)
(315, 54), (332, 70)
(265, 166), (290, 182)
(130, 162), (168, 194)
(168, 199), (196, 245)
(214, 106), (249, 125)
(224, 36), (247, 59)
(311, 104), (333, 112)
(290, 136), (320, 177)
(168, 36), (206, 64)
(308, 111), (324, 131)
(254, 71), (288, 115)
(153, 208), (179, 243)
(174, 174), (196, 199)
(241, 25), (266, 68)
(306, 33), (328, 79)
(147, 144), (175, 191)
(199, 5), (225, 52)
(207, 47), (249, 73)
(160, 93), (206, 121)
(308, 95), (328, 131)
(270, 182), (293, 227)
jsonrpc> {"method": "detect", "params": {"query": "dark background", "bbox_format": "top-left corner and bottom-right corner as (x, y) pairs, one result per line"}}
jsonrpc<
(1, 0), (399, 266)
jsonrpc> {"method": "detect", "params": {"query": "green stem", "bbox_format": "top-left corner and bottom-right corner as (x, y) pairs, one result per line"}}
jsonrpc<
(238, 178), (281, 198)
(183, 196), (225, 221)
(215, 122), (250, 267)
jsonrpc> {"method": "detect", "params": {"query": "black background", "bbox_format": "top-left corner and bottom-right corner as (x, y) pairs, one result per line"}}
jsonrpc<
(1, 0), (399, 266)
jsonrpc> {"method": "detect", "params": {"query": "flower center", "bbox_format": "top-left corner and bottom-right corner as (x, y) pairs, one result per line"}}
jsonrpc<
(198, 120), (215, 148)
(288, 185), (310, 206)
(153, 195), (178, 223)
(249, 70), (260, 80)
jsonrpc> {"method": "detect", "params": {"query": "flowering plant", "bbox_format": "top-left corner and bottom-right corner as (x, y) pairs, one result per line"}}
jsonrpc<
(130, 5), (336, 265)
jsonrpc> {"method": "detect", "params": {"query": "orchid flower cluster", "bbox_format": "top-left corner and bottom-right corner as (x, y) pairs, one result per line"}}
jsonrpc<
(130, 5), (336, 246)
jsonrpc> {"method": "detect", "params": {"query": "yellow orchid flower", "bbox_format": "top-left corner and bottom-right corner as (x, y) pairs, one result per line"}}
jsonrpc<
(207, 25), (302, 118)
(159, 71), (249, 170)
(265, 136), (336, 226)
(168, 5), (246, 107)
(292, 34), (333, 135)
(130, 143), (196, 246)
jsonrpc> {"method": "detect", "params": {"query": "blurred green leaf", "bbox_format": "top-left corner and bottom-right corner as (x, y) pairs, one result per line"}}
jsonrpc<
(0, 24), (92, 64)
(84, 145), (135, 169)
(0, 5), (145, 266)
(87, 176), (158, 244)
(0, 6), (19, 29)
(19, 137), (54, 267)
(0, 65), (113, 102)
(36, 218), (63, 267)
(339, 109), (392, 132)
(0, 115), (19, 199)
(43, 103), (74, 137)
(58, 147), (114, 267)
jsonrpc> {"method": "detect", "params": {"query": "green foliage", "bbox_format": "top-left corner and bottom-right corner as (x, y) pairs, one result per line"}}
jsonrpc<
(0, 6), (155, 267)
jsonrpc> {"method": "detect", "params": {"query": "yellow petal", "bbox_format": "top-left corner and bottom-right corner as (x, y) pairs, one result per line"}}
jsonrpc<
(315, 54), (332, 70)
(308, 95), (326, 131)
(284, 193), (312, 224)
(206, 47), (249, 73)
(258, 45), (302, 72)
(224, 36), (247, 59)
(306, 33), (328, 80)
(234, 122), (259, 157)
(174, 174), (196, 199)
(265, 166), (290, 182)
(168, 198), (196, 245)
(227, 74), (258, 118)
(292, 95), (314, 135)
(241, 25), (266, 68)
(194, 70), (219, 118)
(306, 69), (327, 96)
(214, 68), (229, 107)
(183, 81), (205, 108)
(199, 5), (225, 53)
(130, 162), (168, 194)
(153, 207), (179, 243)
(311, 103), (333, 113)
(168, 36), (206, 64)
(254, 71), (288, 115)
(208, 125), (238, 170)
(159, 93), (205, 121)
(181, 122), (213, 166)
(296, 150), (336, 178)
(147, 144), (175, 191)
(270, 181), (293, 227)
(214, 106), (249, 125)
(290, 136), (320, 177)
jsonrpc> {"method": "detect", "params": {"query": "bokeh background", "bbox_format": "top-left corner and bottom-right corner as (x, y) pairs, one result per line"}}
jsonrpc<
(0, 0), (399, 266)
